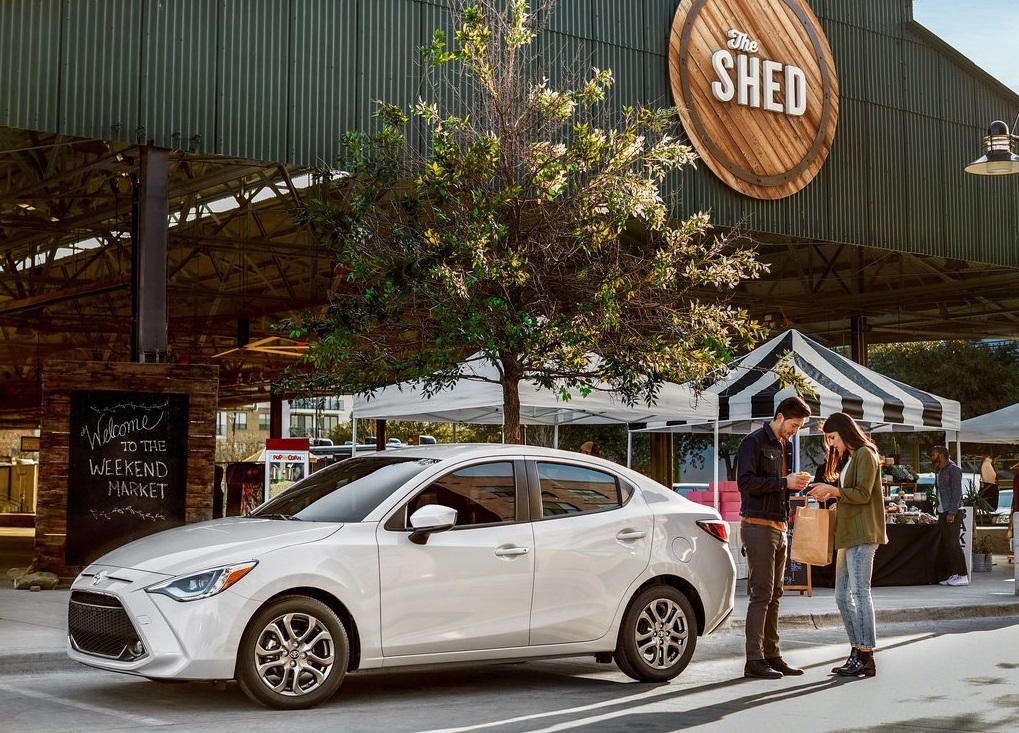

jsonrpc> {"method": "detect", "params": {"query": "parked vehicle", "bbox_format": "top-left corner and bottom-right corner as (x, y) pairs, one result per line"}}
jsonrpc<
(991, 489), (1014, 525)
(672, 482), (709, 498)
(67, 444), (735, 710)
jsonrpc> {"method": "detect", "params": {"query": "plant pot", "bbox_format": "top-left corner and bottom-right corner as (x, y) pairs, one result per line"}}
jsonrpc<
(972, 552), (993, 573)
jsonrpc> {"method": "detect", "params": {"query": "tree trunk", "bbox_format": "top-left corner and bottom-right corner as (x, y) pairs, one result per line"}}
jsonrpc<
(499, 356), (524, 444)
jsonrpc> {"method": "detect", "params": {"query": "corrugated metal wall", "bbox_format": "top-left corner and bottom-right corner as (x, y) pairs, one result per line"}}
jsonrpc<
(2, 0), (1018, 265)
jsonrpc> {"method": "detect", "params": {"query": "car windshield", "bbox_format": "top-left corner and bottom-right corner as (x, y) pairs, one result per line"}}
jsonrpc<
(250, 455), (438, 522)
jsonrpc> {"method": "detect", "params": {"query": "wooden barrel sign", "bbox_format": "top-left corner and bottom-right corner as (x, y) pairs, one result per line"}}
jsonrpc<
(669, 0), (839, 199)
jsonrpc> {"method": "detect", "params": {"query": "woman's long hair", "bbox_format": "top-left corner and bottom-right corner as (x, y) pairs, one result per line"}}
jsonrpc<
(820, 412), (876, 454)
(821, 444), (847, 483)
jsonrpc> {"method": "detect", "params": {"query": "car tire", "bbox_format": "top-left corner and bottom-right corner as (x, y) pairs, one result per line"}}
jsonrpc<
(236, 595), (349, 710)
(613, 584), (696, 682)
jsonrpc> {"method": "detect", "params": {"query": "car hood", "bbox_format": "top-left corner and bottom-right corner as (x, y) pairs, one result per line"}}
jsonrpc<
(92, 517), (344, 576)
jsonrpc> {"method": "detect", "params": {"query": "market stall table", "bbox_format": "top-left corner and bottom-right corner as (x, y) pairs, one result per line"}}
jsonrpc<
(809, 522), (944, 587)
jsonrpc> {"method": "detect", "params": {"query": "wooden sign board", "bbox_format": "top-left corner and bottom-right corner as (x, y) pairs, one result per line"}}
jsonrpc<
(669, 0), (839, 199)
(65, 390), (189, 565)
(784, 496), (813, 595)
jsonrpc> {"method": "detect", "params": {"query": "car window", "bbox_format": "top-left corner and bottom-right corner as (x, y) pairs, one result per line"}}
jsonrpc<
(250, 456), (438, 522)
(392, 461), (517, 529)
(536, 462), (630, 517)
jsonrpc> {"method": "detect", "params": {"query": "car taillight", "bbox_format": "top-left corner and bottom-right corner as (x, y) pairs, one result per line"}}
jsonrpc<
(696, 519), (729, 543)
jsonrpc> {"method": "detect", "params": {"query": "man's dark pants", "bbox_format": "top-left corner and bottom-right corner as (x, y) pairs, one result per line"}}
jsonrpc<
(741, 521), (786, 661)
(938, 512), (968, 579)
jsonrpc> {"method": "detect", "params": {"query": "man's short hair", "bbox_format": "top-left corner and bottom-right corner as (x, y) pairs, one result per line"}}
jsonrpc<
(930, 445), (949, 459)
(775, 395), (811, 420)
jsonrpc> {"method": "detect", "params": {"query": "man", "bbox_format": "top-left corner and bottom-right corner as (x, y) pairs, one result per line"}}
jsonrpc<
(930, 446), (969, 587)
(736, 395), (812, 680)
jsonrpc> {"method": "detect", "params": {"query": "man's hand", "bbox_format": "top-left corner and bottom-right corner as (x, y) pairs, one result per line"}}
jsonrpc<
(786, 471), (810, 491)
(946, 512), (956, 523)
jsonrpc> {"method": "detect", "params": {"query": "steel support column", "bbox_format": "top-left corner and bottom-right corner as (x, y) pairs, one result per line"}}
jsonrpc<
(133, 146), (169, 362)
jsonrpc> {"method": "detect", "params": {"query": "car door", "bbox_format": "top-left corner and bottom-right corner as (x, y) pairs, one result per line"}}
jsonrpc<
(376, 459), (535, 656)
(527, 459), (653, 645)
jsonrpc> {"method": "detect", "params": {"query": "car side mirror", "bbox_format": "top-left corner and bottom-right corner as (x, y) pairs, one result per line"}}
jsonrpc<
(408, 504), (458, 545)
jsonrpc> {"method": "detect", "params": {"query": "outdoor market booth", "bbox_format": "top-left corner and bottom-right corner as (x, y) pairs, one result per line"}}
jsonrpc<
(960, 404), (1019, 570)
(350, 354), (720, 453)
(633, 329), (965, 588)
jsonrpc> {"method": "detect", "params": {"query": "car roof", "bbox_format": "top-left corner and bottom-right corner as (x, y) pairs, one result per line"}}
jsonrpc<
(347, 442), (662, 488)
(355, 442), (594, 460)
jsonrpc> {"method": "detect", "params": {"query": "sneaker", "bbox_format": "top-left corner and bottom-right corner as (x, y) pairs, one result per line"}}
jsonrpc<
(947, 575), (970, 586)
(939, 575), (958, 586)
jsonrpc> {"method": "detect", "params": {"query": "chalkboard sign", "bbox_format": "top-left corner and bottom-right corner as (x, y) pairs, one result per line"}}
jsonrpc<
(783, 536), (812, 595)
(66, 390), (189, 565)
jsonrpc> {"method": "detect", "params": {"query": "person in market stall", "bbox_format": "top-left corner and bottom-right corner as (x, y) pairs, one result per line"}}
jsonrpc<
(735, 395), (812, 680)
(578, 441), (601, 457)
(808, 412), (887, 678)
(979, 454), (999, 508)
(930, 445), (969, 587)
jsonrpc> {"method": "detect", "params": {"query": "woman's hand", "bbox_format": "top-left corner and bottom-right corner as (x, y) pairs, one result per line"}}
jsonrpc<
(808, 483), (841, 502)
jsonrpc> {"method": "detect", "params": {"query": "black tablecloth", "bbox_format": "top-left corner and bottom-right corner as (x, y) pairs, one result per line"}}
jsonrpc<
(807, 523), (943, 587)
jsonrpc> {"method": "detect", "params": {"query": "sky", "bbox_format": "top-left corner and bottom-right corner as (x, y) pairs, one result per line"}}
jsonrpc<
(912, 0), (1019, 94)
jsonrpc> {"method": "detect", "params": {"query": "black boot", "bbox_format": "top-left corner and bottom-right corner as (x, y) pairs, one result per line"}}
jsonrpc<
(836, 649), (875, 677)
(831, 647), (859, 674)
(744, 659), (782, 679)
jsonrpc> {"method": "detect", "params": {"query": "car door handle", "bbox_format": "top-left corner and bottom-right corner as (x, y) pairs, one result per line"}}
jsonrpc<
(616, 529), (647, 541)
(494, 545), (530, 557)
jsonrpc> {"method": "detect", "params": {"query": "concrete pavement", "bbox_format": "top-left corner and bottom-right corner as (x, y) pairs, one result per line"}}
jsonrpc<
(1, 529), (1017, 675)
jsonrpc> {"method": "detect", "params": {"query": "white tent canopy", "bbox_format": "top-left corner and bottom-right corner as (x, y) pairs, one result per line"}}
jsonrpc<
(352, 355), (718, 429)
(960, 403), (1019, 444)
(632, 329), (961, 434)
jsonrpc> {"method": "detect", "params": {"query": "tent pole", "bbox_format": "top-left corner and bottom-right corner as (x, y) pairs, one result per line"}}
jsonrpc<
(351, 413), (357, 456)
(627, 431), (632, 469)
(554, 423), (559, 449)
(713, 420), (719, 511)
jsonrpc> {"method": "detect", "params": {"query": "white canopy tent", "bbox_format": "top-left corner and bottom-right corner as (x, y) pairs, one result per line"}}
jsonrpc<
(960, 403), (1019, 444)
(631, 329), (962, 506)
(351, 355), (718, 461)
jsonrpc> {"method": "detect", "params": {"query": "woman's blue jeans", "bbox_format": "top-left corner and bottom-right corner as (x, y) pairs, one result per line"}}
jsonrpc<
(834, 543), (878, 649)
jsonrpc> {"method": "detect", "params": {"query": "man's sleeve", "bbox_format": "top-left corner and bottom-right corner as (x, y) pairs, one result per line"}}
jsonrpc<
(736, 435), (782, 494)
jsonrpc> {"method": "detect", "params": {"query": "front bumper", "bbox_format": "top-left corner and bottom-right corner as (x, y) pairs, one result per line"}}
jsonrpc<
(67, 565), (257, 680)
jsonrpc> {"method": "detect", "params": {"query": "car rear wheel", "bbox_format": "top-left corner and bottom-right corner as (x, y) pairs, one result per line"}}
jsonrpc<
(614, 585), (696, 682)
(237, 595), (349, 710)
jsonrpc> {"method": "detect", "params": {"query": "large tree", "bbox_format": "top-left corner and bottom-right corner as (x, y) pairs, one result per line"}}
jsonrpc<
(282, 0), (768, 442)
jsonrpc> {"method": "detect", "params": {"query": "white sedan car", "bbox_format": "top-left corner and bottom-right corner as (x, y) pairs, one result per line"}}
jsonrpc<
(68, 444), (736, 709)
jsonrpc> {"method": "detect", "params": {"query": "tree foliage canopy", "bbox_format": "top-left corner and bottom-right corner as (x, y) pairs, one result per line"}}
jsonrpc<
(282, 0), (768, 442)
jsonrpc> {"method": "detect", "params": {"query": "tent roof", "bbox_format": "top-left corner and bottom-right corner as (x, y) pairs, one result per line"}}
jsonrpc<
(960, 403), (1019, 444)
(352, 357), (718, 426)
(633, 329), (960, 434)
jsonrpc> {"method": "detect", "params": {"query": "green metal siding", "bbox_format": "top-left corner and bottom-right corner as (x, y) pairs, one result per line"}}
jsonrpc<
(3, 0), (1019, 266)
(140, 0), (219, 152)
(62, 0), (144, 141)
(0, 0), (63, 131)
(217, 0), (290, 161)
(289, 0), (360, 167)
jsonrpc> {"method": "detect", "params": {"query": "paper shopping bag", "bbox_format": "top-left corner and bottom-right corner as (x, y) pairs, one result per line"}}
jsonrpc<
(790, 505), (836, 565)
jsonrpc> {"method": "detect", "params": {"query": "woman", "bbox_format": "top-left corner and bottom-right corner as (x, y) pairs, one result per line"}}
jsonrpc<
(808, 412), (887, 678)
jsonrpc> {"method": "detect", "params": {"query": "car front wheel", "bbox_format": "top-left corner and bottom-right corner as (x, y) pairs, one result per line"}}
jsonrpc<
(236, 595), (349, 710)
(614, 585), (696, 682)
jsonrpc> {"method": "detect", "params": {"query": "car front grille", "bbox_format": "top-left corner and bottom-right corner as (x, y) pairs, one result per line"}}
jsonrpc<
(68, 590), (145, 661)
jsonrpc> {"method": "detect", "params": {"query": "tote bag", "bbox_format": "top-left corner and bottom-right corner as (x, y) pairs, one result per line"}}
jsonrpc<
(790, 505), (836, 565)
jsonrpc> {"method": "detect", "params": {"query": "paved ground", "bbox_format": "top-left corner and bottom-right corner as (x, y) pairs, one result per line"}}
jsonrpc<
(1, 528), (1016, 674)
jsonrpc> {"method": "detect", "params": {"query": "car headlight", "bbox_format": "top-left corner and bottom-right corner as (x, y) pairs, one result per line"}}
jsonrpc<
(146, 561), (258, 602)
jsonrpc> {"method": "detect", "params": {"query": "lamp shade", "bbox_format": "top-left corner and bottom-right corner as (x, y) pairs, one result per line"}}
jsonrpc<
(965, 120), (1019, 175)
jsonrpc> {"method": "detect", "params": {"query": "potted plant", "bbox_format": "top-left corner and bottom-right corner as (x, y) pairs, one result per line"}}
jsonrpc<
(963, 480), (996, 526)
(972, 534), (995, 573)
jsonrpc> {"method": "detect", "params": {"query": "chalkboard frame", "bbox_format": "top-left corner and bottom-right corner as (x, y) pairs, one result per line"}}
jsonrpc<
(66, 389), (190, 565)
(784, 498), (813, 596)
